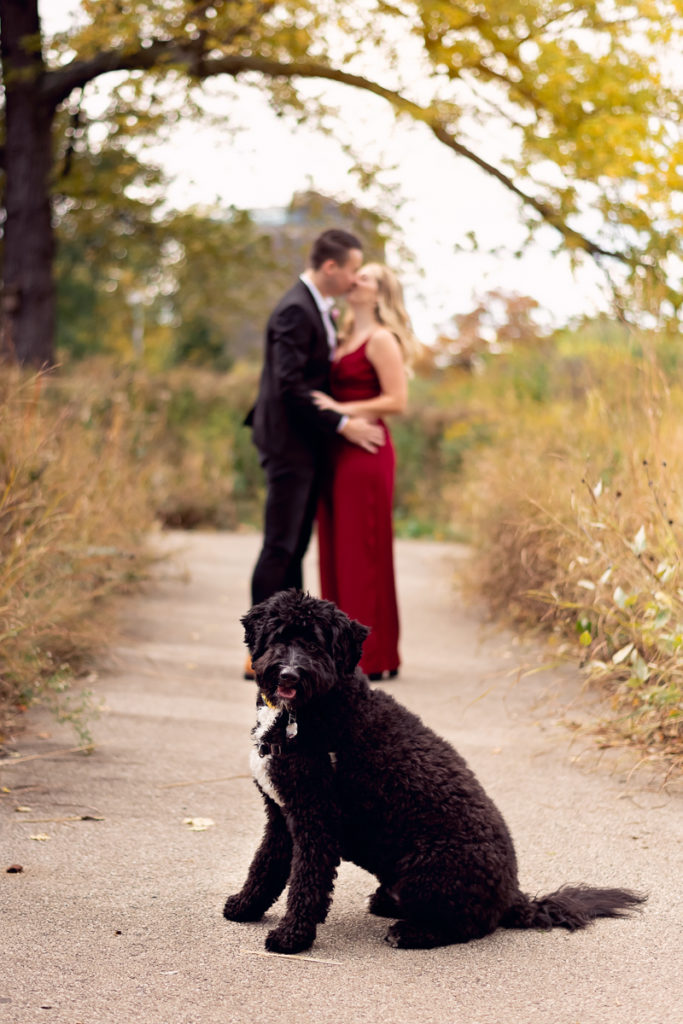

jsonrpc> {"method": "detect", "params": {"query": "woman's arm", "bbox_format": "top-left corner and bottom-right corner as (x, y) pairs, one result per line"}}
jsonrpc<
(311, 329), (407, 418)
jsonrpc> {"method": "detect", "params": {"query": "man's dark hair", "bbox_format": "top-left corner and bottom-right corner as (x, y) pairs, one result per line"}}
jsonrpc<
(310, 229), (362, 269)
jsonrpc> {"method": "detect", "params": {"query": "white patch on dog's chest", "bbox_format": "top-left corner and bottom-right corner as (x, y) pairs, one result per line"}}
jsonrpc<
(250, 703), (284, 806)
(249, 703), (335, 806)
(250, 747), (282, 805)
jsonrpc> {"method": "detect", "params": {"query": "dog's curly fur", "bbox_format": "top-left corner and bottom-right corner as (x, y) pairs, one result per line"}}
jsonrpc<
(223, 590), (646, 953)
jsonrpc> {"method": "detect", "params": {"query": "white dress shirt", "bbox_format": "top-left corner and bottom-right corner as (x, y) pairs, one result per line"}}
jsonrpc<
(299, 273), (347, 432)
(300, 273), (337, 357)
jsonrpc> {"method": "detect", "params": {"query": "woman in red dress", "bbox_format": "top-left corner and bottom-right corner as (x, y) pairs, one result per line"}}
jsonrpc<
(312, 264), (418, 680)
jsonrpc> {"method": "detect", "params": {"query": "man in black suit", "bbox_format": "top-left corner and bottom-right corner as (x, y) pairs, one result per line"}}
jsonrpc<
(247, 229), (384, 612)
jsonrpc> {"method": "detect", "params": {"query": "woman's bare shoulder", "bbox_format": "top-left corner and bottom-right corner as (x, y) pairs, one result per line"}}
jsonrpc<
(367, 327), (403, 357)
(369, 326), (400, 345)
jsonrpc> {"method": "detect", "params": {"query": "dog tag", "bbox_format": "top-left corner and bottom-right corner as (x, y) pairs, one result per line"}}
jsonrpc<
(286, 716), (298, 740)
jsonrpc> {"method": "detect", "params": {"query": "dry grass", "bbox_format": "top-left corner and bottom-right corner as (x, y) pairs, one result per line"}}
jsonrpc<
(0, 366), (155, 737)
(51, 358), (262, 529)
(462, 352), (683, 775)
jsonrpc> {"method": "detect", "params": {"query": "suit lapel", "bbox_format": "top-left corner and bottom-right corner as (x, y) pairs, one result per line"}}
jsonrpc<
(296, 279), (329, 352)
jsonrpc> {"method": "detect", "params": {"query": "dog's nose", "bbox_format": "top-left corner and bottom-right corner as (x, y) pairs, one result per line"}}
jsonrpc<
(279, 666), (299, 683)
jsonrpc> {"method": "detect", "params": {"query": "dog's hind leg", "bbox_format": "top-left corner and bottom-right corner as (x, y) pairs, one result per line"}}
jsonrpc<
(223, 798), (292, 922)
(367, 885), (402, 918)
(383, 894), (497, 948)
(385, 919), (467, 949)
(381, 869), (501, 949)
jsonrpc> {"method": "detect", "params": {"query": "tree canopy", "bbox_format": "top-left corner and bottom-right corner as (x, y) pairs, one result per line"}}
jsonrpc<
(1, 0), (682, 364)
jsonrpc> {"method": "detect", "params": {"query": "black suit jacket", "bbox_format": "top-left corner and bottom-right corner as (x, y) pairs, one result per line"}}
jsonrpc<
(246, 279), (342, 466)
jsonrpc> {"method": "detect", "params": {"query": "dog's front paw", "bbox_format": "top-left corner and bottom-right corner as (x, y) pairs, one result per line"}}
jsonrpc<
(265, 924), (316, 955)
(223, 894), (265, 922)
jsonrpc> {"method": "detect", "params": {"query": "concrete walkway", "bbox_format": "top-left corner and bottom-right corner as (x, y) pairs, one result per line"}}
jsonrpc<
(3, 531), (682, 1024)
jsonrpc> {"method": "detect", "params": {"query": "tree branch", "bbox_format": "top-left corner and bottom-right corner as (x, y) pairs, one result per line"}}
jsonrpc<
(41, 39), (205, 107)
(42, 47), (635, 267)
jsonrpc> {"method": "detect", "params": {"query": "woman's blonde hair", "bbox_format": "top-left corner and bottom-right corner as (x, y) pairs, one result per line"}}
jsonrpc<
(342, 263), (420, 371)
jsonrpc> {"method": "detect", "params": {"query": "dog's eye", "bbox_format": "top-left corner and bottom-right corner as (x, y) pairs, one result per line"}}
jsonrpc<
(303, 639), (323, 653)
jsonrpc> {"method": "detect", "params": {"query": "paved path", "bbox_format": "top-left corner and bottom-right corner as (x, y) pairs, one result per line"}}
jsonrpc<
(3, 532), (682, 1024)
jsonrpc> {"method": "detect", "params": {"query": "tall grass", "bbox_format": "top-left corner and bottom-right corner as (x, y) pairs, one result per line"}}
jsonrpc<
(0, 367), (154, 736)
(50, 358), (263, 530)
(459, 335), (683, 773)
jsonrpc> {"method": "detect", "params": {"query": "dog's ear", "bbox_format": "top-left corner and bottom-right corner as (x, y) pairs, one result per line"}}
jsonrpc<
(241, 602), (267, 656)
(331, 611), (370, 676)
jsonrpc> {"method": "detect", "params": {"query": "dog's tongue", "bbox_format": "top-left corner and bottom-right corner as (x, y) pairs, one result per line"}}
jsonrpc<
(277, 685), (297, 700)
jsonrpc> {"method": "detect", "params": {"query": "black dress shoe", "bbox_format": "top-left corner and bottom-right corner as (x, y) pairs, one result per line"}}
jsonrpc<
(368, 669), (399, 682)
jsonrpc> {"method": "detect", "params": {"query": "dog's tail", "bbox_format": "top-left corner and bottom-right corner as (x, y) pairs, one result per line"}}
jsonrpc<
(500, 884), (646, 932)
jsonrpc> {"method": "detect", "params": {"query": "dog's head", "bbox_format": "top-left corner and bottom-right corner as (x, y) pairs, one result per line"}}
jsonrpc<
(241, 590), (369, 707)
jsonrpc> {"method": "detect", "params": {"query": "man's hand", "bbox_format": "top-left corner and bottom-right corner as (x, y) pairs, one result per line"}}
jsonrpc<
(339, 417), (385, 453)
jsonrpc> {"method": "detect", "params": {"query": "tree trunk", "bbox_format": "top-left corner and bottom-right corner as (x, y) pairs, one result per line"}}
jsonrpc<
(1, 0), (55, 367)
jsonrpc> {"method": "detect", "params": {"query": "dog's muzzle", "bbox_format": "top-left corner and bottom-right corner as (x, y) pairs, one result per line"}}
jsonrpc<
(277, 665), (299, 701)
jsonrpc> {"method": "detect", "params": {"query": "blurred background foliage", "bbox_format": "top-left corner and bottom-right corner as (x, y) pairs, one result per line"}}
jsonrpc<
(2, 161), (683, 771)
(4, 280), (683, 771)
(3, 1), (683, 775)
(53, 131), (391, 369)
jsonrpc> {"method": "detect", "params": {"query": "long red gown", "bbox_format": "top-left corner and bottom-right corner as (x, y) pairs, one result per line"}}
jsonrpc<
(317, 339), (400, 676)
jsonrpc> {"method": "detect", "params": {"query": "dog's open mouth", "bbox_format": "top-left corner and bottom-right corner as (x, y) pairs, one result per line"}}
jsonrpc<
(276, 685), (297, 701)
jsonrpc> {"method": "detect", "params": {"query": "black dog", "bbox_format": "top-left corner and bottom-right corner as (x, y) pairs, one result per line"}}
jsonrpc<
(223, 590), (645, 953)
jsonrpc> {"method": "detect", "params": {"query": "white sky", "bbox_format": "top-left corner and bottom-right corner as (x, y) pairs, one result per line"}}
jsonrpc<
(42, 1), (613, 343)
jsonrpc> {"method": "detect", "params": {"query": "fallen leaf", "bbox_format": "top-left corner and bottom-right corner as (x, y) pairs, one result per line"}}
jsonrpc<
(6, 864), (24, 873)
(15, 806), (32, 813)
(30, 833), (50, 841)
(182, 817), (215, 831)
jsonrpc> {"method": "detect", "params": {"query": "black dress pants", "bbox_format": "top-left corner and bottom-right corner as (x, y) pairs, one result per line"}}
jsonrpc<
(250, 459), (320, 606)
